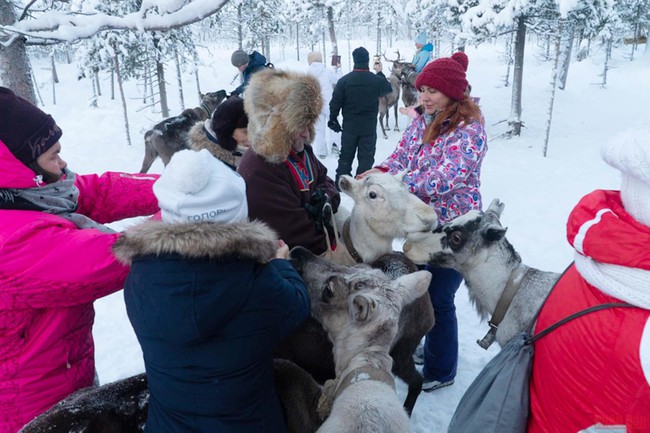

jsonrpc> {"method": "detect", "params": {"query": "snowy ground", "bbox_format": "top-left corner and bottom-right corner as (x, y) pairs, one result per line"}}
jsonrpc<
(30, 36), (649, 432)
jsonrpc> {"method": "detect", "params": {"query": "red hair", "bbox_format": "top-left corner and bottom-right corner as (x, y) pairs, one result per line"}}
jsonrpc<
(422, 96), (483, 144)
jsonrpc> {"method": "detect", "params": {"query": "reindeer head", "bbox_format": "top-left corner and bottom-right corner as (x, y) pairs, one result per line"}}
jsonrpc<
(339, 172), (437, 239)
(290, 246), (430, 351)
(403, 199), (519, 275)
(200, 90), (228, 113)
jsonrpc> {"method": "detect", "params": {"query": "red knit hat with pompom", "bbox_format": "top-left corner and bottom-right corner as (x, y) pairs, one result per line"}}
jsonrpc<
(415, 52), (469, 101)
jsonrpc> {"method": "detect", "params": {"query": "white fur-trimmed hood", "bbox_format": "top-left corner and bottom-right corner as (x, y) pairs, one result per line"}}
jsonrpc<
(112, 220), (278, 264)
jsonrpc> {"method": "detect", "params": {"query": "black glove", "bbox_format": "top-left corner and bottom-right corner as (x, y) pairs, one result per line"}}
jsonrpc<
(304, 189), (331, 232)
(327, 119), (342, 133)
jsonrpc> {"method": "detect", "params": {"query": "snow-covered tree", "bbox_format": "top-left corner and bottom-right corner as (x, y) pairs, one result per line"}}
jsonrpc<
(0, 0), (230, 101)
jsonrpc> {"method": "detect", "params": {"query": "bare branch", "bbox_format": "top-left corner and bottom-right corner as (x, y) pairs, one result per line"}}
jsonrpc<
(19, 0), (39, 22)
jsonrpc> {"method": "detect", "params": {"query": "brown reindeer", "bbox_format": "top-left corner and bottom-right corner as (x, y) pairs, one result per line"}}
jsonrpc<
(399, 62), (419, 108)
(139, 90), (227, 173)
(378, 51), (403, 139)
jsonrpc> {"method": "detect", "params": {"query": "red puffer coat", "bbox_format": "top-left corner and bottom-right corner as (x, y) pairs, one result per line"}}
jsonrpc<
(528, 190), (650, 433)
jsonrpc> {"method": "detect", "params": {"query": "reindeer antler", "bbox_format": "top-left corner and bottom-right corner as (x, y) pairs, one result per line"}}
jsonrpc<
(382, 50), (400, 64)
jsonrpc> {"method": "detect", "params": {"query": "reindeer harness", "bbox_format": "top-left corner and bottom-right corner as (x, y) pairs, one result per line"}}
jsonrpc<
(477, 265), (536, 349)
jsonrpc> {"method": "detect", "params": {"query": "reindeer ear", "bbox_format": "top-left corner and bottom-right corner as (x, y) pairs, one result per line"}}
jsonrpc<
(486, 199), (505, 217)
(351, 294), (376, 323)
(483, 225), (507, 242)
(338, 175), (358, 196)
(394, 270), (431, 306)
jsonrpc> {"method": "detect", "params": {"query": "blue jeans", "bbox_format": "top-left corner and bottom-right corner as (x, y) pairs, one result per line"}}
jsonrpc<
(422, 265), (463, 382)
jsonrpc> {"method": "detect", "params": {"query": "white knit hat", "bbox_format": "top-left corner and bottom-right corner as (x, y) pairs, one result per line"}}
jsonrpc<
(154, 149), (248, 224)
(601, 120), (650, 227)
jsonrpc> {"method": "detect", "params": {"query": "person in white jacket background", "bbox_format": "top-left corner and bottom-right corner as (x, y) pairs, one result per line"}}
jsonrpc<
(307, 51), (343, 159)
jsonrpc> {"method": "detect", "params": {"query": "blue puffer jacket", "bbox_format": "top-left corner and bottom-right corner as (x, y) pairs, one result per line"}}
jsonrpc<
(233, 51), (269, 96)
(113, 220), (311, 433)
(412, 43), (433, 73)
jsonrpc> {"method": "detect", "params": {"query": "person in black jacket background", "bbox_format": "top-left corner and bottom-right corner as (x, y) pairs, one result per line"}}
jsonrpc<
(328, 46), (392, 188)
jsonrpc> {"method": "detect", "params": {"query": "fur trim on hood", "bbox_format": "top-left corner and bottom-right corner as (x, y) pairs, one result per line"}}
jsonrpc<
(187, 121), (242, 169)
(112, 220), (278, 264)
(244, 69), (323, 163)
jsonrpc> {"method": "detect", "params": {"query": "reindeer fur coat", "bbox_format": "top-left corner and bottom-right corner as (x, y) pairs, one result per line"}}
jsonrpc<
(237, 69), (340, 254)
(112, 220), (311, 433)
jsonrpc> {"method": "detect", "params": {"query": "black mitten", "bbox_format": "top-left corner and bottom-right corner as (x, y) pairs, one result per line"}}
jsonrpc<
(304, 189), (330, 232)
(327, 119), (342, 133)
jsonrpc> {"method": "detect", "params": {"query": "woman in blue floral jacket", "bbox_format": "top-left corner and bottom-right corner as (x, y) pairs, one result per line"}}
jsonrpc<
(360, 51), (487, 392)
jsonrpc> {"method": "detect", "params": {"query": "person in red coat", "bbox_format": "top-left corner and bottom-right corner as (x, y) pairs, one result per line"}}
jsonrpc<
(528, 123), (650, 433)
(237, 69), (340, 255)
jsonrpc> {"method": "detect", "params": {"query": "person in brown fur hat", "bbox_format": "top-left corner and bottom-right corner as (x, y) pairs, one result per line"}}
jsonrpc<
(237, 69), (341, 255)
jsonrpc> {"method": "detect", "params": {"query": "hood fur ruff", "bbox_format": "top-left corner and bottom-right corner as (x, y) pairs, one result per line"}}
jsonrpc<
(112, 220), (278, 265)
(187, 121), (240, 168)
(244, 68), (323, 163)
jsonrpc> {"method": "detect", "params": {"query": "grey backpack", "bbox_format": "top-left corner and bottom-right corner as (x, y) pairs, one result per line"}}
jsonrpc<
(447, 302), (635, 433)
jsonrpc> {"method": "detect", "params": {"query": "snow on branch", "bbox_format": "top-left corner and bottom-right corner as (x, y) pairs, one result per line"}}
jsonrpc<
(0, 0), (230, 47)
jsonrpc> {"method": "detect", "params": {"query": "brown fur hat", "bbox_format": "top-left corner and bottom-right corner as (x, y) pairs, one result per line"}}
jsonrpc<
(244, 68), (323, 164)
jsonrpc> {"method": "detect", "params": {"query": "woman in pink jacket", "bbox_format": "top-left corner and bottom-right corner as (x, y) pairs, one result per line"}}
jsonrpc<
(0, 87), (159, 433)
(359, 52), (487, 392)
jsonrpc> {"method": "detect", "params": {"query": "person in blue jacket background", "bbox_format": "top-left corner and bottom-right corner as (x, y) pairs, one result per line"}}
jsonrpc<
(231, 50), (269, 97)
(412, 31), (434, 73)
(113, 148), (310, 433)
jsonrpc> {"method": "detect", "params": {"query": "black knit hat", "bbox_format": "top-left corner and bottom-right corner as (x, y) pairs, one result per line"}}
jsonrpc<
(211, 96), (248, 151)
(352, 47), (370, 69)
(0, 87), (62, 165)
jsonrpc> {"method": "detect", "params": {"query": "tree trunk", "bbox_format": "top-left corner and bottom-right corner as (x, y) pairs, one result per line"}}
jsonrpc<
(0, 0), (36, 103)
(110, 67), (115, 100)
(508, 16), (526, 136)
(296, 22), (300, 61)
(95, 70), (101, 96)
(50, 52), (59, 83)
(557, 24), (573, 90)
(327, 6), (338, 56)
(194, 69), (201, 103)
(503, 32), (514, 87)
(376, 10), (381, 55)
(601, 37), (612, 88)
(175, 48), (185, 110)
(543, 20), (563, 158)
(156, 59), (169, 117)
(113, 50), (132, 146)
(237, 4), (243, 50)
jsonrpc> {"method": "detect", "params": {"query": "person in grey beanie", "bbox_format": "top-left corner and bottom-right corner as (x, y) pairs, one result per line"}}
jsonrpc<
(231, 49), (269, 97)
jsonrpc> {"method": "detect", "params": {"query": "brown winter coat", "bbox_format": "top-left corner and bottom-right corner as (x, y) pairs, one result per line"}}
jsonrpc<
(237, 69), (340, 254)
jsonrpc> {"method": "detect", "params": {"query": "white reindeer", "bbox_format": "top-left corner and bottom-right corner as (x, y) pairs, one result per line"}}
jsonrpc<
(290, 246), (431, 433)
(338, 172), (437, 263)
(403, 199), (561, 347)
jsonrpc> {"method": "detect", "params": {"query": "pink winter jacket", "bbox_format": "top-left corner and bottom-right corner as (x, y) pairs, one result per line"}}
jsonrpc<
(0, 141), (159, 433)
(375, 114), (487, 224)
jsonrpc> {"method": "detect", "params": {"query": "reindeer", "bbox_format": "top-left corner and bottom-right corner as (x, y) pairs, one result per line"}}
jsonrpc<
(403, 199), (561, 348)
(378, 51), (404, 139)
(274, 172), (436, 415)
(139, 90), (227, 173)
(399, 62), (419, 108)
(290, 246), (431, 433)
